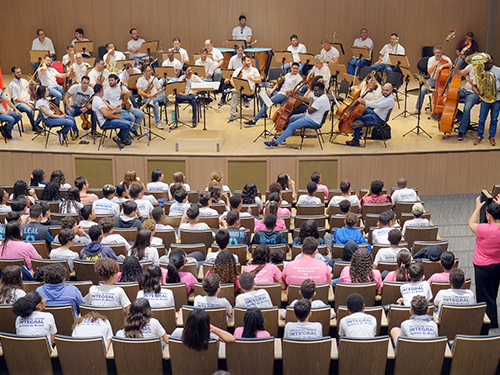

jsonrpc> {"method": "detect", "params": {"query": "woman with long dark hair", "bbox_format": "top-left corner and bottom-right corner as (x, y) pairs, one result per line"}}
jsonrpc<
(59, 187), (83, 214)
(137, 266), (174, 308)
(383, 249), (412, 282)
(30, 169), (46, 187)
(129, 229), (159, 266)
(209, 250), (240, 293)
(0, 222), (41, 269)
(11, 180), (37, 205)
(0, 265), (25, 304)
(242, 182), (263, 211)
(340, 248), (383, 294)
(234, 308), (270, 338)
(118, 256), (144, 285)
(164, 251), (197, 293)
(245, 243), (282, 284)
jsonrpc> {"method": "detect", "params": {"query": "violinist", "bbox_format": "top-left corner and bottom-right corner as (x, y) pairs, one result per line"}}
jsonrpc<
(38, 55), (68, 107)
(244, 62), (303, 126)
(103, 43), (126, 69)
(0, 88), (22, 140)
(456, 32), (479, 69)
(9, 66), (43, 133)
(228, 55), (261, 122)
(71, 53), (91, 84)
(455, 63), (480, 141)
(88, 59), (110, 90)
(414, 45), (451, 115)
(137, 64), (166, 130)
(64, 75), (95, 139)
(62, 45), (76, 71)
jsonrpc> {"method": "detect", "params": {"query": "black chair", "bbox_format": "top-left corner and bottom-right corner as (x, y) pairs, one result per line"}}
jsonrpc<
(39, 118), (68, 148)
(417, 57), (430, 78)
(97, 46), (107, 59)
(385, 72), (403, 109)
(421, 46), (434, 58)
(362, 108), (393, 148)
(299, 111), (329, 150)
(360, 66), (378, 81)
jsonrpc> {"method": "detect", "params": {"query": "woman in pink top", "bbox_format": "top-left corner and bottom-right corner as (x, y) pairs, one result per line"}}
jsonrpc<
(233, 308), (271, 338)
(255, 201), (285, 231)
(383, 249), (411, 282)
(0, 222), (41, 269)
(469, 197), (500, 328)
(163, 252), (197, 293)
(245, 243), (282, 284)
(340, 248), (383, 293)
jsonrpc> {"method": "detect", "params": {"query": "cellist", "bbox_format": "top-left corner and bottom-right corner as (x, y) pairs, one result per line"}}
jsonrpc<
(244, 62), (302, 126)
(414, 45), (452, 115)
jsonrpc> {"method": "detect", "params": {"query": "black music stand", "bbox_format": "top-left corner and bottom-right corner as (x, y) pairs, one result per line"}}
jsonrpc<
(253, 90), (275, 142)
(232, 78), (254, 129)
(393, 66), (418, 120)
(298, 53), (315, 75)
(164, 81), (191, 130)
(137, 90), (166, 146)
(329, 63), (349, 94)
(403, 73), (432, 138)
(192, 81), (220, 131)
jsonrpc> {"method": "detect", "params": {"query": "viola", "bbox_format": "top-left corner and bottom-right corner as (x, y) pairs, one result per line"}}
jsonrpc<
(80, 113), (91, 130)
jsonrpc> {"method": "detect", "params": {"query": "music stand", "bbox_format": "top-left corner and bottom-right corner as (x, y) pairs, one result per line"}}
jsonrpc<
(298, 52), (315, 73)
(82, 57), (95, 67)
(164, 81), (190, 130)
(403, 73), (432, 138)
(192, 82), (221, 131)
(115, 59), (136, 71)
(140, 41), (159, 64)
(74, 41), (94, 56)
(274, 51), (293, 74)
(350, 47), (370, 76)
(155, 67), (177, 84)
(389, 54), (409, 70)
(232, 78), (254, 129)
(226, 40), (243, 49)
(221, 69), (235, 80)
(393, 66), (418, 120)
(30, 50), (48, 65)
(253, 91), (275, 142)
(329, 63), (347, 93)
(188, 65), (207, 78)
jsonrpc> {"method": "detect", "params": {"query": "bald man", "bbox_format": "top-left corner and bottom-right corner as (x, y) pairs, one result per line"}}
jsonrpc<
(391, 178), (417, 205)
(346, 83), (394, 147)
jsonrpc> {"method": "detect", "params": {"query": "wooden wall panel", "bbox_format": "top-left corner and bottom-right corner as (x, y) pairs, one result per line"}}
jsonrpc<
(0, 0), (490, 75)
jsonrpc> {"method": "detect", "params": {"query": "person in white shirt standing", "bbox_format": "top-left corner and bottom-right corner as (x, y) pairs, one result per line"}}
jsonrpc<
(232, 15), (252, 45)
(103, 43), (126, 72)
(161, 49), (183, 83)
(195, 48), (216, 82)
(346, 83), (394, 147)
(414, 45), (452, 115)
(127, 28), (147, 63)
(31, 29), (55, 70)
(137, 64), (167, 129)
(245, 62), (303, 126)
(320, 38), (340, 64)
(228, 55), (261, 122)
(204, 39), (224, 83)
(338, 293), (377, 338)
(283, 34), (307, 74)
(348, 28), (374, 76)
(0, 88), (22, 140)
(391, 178), (418, 205)
(371, 33), (406, 74)
(63, 75), (95, 139)
(38, 55), (68, 107)
(9, 66), (43, 132)
(265, 81), (329, 148)
(177, 66), (203, 126)
(172, 37), (190, 64)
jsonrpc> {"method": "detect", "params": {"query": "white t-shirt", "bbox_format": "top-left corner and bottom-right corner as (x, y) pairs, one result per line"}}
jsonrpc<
(88, 68), (110, 90)
(194, 295), (233, 316)
(232, 26), (252, 40)
(400, 281), (433, 306)
(321, 47), (339, 62)
(297, 195), (322, 205)
(101, 234), (131, 251)
(282, 299), (334, 319)
(427, 55), (452, 80)
(180, 222), (211, 231)
(128, 246), (160, 266)
(374, 247), (408, 265)
(173, 47), (189, 63)
(205, 251), (239, 264)
(338, 312), (377, 337)
(162, 58), (183, 74)
(32, 37), (56, 55)
(103, 51), (126, 66)
(178, 74), (203, 94)
(67, 84), (94, 107)
(0, 288), (26, 305)
(391, 188), (418, 205)
(92, 95), (108, 126)
(169, 202), (190, 216)
(35, 98), (56, 119)
(127, 38), (146, 59)
(8, 78), (30, 103)
(287, 44), (307, 63)
(88, 285), (131, 308)
(353, 37), (374, 58)
(50, 247), (79, 271)
(209, 48), (224, 64)
(119, 67), (141, 83)
(103, 85), (129, 107)
(279, 73), (303, 95)
(137, 76), (162, 97)
(228, 55), (244, 70)
(402, 218), (430, 236)
(137, 289), (175, 308)
(132, 198), (154, 218)
(463, 64), (477, 92)
(379, 43), (406, 65)
(400, 315), (438, 339)
(235, 289), (273, 308)
(199, 207), (219, 217)
(305, 93), (330, 124)
(16, 311), (57, 346)
(39, 67), (59, 88)
(434, 288), (475, 317)
(311, 64), (331, 89)
(329, 195), (360, 207)
(372, 227), (392, 246)
(284, 321), (322, 340)
(72, 62), (89, 84)
(72, 318), (113, 348)
(233, 66), (260, 92)
(140, 318), (166, 339)
(195, 58), (216, 77)
(93, 198), (120, 218)
(146, 181), (170, 192)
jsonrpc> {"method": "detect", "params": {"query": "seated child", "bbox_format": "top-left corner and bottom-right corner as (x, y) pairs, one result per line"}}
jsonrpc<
(331, 213), (371, 251)
(283, 299), (323, 340)
(193, 274), (233, 318)
(206, 230), (239, 264)
(99, 217), (131, 251)
(169, 189), (190, 216)
(433, 268), (475, 317)
(49, 228), (79, 271)
(235, 272), (273, 309)
(281, 279), (334, 320)
(338, 293), (377, 338)
(179, 205), (212, 231)
(80, 225), (122, 261)
(427, 251), (455, 284)
(374, 229), (409, 266)
(383, 249), (412, 282)
(390, 295), (437, 343)
(296, 182), (322, 205)
(78, 205), (97, 229)
(397, 262), (432, 306)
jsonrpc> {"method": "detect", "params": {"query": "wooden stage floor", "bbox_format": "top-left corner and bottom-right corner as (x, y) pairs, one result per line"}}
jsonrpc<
(1, 77), (496, 158)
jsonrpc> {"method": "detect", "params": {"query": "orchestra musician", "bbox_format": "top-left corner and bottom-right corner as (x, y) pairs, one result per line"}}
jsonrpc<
(63, 75), (95, 139)
(9, 66), (43, 133)
(371, 33), (405, 74)
(177, 66), (203, 126)
(70, 28), (90, 57)
(291, 75), (325, 116)
(62, 45), (76, 70)
(137, 64), (167, 130)
(232, 15), (252, 45)
(162, 49), (183, 83)
(264, 81), (330, 148)
(219, 44), (246, 106)
(35, 85), (75, 145)
(172, 37), (190, 64)
(346, 83), (394, 147)
(347, 28), (374, 76)
(120, 63), (141, 108)
(0, 88), (22, 140)
(204, 39), (224, 83)
(357, 72), (382, 101)
(456, 32), (479, 69)
(31, 29), (55, 70)
(71, 53), (91, 84)
(455, 63), (481, 141)
(474, 58), (500, 146)
(104, 74), (144, 137)
(414, 45), (452, 115)
(301, 55), (331, 95)
(283, 34), (307, 74)
(195, 48), (216, 82)
(103, 43), (126, 70)
(320, 39), (340, 64)
(228, 55), (261, 122)
(127, 28), (147, 62)
(38, 55), (68, 107)
(244, 62), (303, 126)
(88, 59), (111, 90)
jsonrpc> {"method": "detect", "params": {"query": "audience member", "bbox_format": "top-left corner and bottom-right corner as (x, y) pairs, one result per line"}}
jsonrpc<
(136, 266), (175, 308)
(372, 210), (393, 246)
(219, 194), (252, 220)
(100, 217), (131, 251)
(328, 180), (360, 207)
(169, 189), (190, 216)
(297, 182), (322, 205)
(21, 203), (54, 247)
(391, 178), (417, 205)
(251, 214), (287, 245)
(234, 308), (271, 338)
(78, 205), (97, 229)
(0, 266), (25, 304)
(221, 211), (248, 246)
(72, 312), (113, 349)
(146, 169), (170, 192)
(328, 212), (371, 251)
(433, 268), (475, 316)
(129, 183), (154, 217)
(283, 299), (322, 339)
(59, 187), (83, 214)
(115, 200), (143, 230)
(338, 293), (377, 337)
(390, 295), (437, 343)
(383, 249), (412, 282)
(235, 272), (273, 308)
(245, 243), (282, 284)
(199, 192), (219, 216)
(93, 184), (120, 218)
(128, 228), (159, 265)
(80, 225), (121, 260)
(0, 222), (41, 269)
(281, 279), (334, 320)
(194, 274), (233, 318)
(50, 228), (79, 271)
(180, 205), (211, 231)
(374, 229), (409, 266)
(75, 176), (98, 203)
(164, 251), (197, 293)
(311, 171), (329, 199)
(427, 251), (455, 283)
(340, 248), (383, 293)
(359, 180), (391, 208)
(402, 203), (429, 236)
(397, 263), (432, 306)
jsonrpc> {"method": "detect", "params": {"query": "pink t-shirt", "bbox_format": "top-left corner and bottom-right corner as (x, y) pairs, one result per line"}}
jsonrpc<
(360, 194), (391, 208)
(163, 270), (197, 293)
(473, 224), (500, 266)
(255, 218), (285, 231)
(317, 184), (329, 199)
(245, 263), (282, 284)
(339, 266), (383, 289)
(384, 271), (409, 282)
(80, 193), (99, 203)
(427, 272), (449, 284)
(233, 327), (271, 338)
(263, 207), (291, 218)
(0, 241), (40, 269)
(282, 257), (331, 286)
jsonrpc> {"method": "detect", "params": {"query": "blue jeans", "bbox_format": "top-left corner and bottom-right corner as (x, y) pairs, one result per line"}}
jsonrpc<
(48, 86), (66, 106)
(281, 62), (304, 74)
(45, 116), (74, 136)
(457, 89), (481, 133)
(213, 68), (223, 83)
(15, 102), (41, 126)
(121, 107), (144, 132)
(416, 79), (435, 110)
(353, 108), (384, 141)
(275, 114), (320, 144)
(100, 118), (131, 142)
(0, 111), (22, 135)
(371, 63), (386, 72)
(477, 100), (500, 139)
(254, 92), (287, 121)
(176, 94), (197, 121)
(348, 57), (371, 76)
(65, 106), (96, 134)
(150, 93), (167, 124)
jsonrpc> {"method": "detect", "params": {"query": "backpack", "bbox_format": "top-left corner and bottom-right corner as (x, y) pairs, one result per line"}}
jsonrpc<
(370, 124), (391, 139)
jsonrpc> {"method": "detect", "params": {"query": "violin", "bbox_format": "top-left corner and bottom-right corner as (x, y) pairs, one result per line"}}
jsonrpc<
(121, 83), (132, 110)
(96, 69), (105, 85)
(63, 68), (75, 91)
(49, 102), (62, 115)
(80, 94), (95, 130)
(29, 82), (37, 101)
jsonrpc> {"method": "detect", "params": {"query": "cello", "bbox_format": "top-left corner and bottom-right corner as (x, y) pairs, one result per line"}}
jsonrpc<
(431, 30), (456, 116)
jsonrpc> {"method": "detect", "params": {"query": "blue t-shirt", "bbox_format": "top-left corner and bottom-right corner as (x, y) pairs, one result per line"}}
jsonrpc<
(22, 222), (54, 245)
(332, 226), (372, 252)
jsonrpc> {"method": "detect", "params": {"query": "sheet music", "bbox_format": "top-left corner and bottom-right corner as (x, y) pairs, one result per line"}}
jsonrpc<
(192, 82), (221, 90)
(259, 91), (273, 107)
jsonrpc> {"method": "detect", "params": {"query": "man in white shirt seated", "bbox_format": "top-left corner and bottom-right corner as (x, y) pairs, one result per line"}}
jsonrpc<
(161, 49), (183, 83)
(88, 59), (111, 91)
(283, 299), (323, 340)
(69, 28), (90, 57)
(137, 64), (167, 129)
(374, 229), (409, 266)
(172, 37), (190, 64)
(348, 28), (374, 76)
(127, 28), (147, 62)
(320, 38), (339, 64)
(371, 33), (405, 74)
(346, 83), (394, 147)
(228, 56), (261, 122)
(103, 43), (126, 70)
(328, 180), (360, 207)
(371, 211), (393, 246)
(147, 169), (170, 192)
(391, 178), (418, 205)
(219, 45), (246, 106)
(9, 66), (43, 133)
(402, 203), (429, 236)
(245, 62), (303, 126)
(129, 184), (153, 218)
(297, 182), (322, 205)
(204, 39), (224, 83)
(338, 293), (377, 338)
(193, 274), (233, 318)
(63, 75), (95, 138)
(414, 45), (452, 115)
(283, 34), (307, 74)
(38, 55), (68, 107)
(177, 66), (203, 126)
(0, 88), (23, 140)
(93, 184), (121, 218)
(265, 81), (329, 148)
(433, 268), (475, 317)
(31, 29), (55, 70)
(232, 15), (252, 45)
(199, 192), (219, 217)
(235, 272), (273, 308)
(195, 48), (216, 82)
(99, 217), (131, 251)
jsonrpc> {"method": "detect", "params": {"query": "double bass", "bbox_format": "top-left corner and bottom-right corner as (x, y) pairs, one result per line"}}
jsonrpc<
(431, 30), (456, 116)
